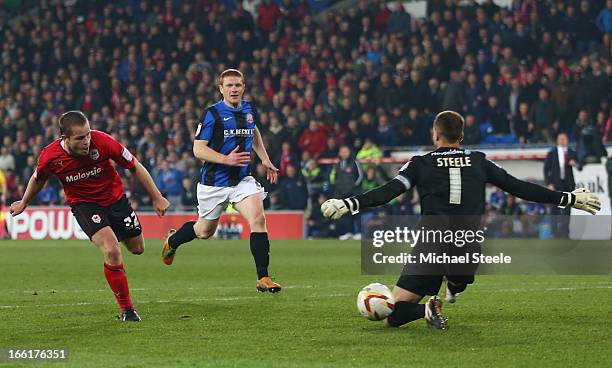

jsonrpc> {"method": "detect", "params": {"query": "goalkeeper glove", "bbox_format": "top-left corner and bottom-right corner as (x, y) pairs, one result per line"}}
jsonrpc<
(321, 198), (360, 220)
(559, 188), (601, 215)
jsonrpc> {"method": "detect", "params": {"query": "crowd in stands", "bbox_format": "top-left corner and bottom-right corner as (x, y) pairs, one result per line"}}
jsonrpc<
(0, 0), (611, 237)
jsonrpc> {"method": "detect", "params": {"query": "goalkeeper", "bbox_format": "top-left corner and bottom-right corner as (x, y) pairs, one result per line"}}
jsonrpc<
(321, 110), (601, 330)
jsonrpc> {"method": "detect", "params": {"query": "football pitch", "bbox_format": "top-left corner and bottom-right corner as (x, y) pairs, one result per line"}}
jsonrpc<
(0, 239), (610, 367)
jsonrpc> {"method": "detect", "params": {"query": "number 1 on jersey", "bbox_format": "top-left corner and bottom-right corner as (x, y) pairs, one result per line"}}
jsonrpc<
(449, 168), (461, 204)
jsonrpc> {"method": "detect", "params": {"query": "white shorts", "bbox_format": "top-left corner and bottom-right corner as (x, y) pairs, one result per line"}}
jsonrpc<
(196, 176), (266, 220)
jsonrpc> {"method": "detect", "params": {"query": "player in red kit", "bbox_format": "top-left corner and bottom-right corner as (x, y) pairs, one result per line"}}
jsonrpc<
(9, 111), (170, 322)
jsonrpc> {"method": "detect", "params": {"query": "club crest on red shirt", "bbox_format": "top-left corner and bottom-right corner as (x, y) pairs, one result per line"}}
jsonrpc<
(90, 149), (100, 160)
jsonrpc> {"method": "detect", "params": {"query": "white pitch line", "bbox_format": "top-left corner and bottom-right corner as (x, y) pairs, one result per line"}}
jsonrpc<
(11, 284), (320, 295)
(2, 285), (612, 310)
(0, 293), (351, 309)
(467, 285), (612, 293)
(9, 281), (612, 295)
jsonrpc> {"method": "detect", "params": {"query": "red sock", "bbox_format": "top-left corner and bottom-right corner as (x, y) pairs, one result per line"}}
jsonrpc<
(103, 263), (134, 312)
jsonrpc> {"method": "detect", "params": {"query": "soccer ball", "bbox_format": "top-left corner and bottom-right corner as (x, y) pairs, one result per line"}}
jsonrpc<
(357, 283), (395, 321)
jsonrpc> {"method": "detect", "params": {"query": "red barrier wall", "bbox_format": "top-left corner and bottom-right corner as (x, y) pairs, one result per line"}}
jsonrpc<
(5, 207), (304, 240)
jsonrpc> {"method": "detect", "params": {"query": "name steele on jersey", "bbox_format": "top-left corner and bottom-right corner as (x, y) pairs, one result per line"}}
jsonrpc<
(224, 128), (254, 137)
(64, 166), (102, 183)
(436, 157), (472, 167)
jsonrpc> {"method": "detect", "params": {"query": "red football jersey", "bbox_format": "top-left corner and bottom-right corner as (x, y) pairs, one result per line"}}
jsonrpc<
(35, 130), (137, 206)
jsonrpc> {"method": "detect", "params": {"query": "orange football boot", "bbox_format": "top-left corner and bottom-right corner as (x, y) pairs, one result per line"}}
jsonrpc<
(256, 276), (282, 293)
(161, 229), (177, 265)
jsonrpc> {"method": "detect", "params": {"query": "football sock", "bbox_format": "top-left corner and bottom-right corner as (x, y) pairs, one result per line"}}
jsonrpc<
(386, 301), (425, 327)
(169, 221), (196, 249)
(250, 232), (270, 279)
(103, 263), (133, 312)
(447, 281), (467, 295)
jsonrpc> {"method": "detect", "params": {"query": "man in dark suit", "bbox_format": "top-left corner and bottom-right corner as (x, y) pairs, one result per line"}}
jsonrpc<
(544, 132), (577, 237)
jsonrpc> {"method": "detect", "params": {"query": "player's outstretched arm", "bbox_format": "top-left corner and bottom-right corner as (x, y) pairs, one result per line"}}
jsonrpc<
(321, 179), (406, 220)
(9, 174), (46, 216)
(486, 160), (601, 214)
(129, 161), (170, 217)
(252, 126), (279, 184)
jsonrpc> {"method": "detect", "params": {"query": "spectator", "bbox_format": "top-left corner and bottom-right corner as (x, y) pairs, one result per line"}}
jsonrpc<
(376, 114), (397, 147)
(257, 0), (281, 34)
(330, 145), (364, 198)
(406, 70), (429, 111)
(465, 73), (484, 119)
(387, 0), (410, 35)
(596, 0), (612, 34)
(302, 158), (326, 203)
(529, 88), (557, 143)
(356, 137), (382, 163)
(284, 116), (304, 148)
(3, 169), (19, 204)
(19, 155), (34, 189)
(513, 102), (534, 143)
(426, 78), (444, 113)
(463, 114), (482, 145)
(180, 178), (198, 210)
(278, 165), (307, 210)
(585, 60), (609, 114)
(321, 137), (340, 159)
(603, 108), (612, 143)
(298, 120), (328, 158)
(0, 146), (15, 172)
(13, 142), (29, 177)
(544, 132), (577, 237)
(482, 73), (502, 102)
(374, 72), (396, 111)
(265, 115), (287, 160)
(488, 188), (507, 213)
(404, 108), (430, 145)
(575, 1), (600, 54)
(504, 79), (526, 118)
(442, 71), (466, 112)
(361, 166), (385, 193)
(572, 110), (592, 143)
(329, 145), (363, 239)
(306, 194), (333, 238)
(154, 160), (184, 209)
(484, 95), (510, 136)
(551, 75), (572, 131)
(342, 120), (362, 151)
(36, 182), (59, 206)
(276, 142), (299, 178)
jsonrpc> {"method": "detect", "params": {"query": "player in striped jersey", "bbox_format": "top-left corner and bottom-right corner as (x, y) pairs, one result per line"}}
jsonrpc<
(162, 69), (282, 293)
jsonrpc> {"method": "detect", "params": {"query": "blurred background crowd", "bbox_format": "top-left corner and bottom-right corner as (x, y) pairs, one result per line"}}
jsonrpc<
(0, 0), (610, 237)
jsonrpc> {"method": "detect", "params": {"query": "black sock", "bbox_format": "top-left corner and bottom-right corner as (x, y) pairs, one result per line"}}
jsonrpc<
(386, 301), (425, 327)
(447, 281), (467, 295)
(250, 232), (270, 279)
(169, 221), (196, 249)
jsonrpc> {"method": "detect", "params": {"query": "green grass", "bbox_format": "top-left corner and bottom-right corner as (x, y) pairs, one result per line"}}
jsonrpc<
(0, 239), (610, 367)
